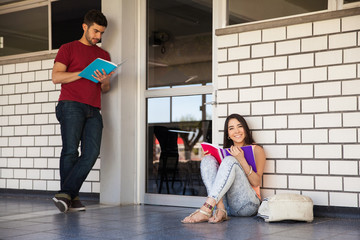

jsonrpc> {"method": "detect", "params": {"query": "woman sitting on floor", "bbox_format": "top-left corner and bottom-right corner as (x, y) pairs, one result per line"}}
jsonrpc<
(182, 113), (266, 223)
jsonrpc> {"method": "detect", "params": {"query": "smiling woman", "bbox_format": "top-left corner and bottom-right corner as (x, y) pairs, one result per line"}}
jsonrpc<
(181, 113), (266, 223)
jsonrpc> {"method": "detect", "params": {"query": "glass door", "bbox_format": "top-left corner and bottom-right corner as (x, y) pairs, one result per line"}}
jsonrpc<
(145, 0), (213, 203)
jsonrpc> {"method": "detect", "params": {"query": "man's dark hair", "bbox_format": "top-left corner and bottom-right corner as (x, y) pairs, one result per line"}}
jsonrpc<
(84, 9), (108, 27)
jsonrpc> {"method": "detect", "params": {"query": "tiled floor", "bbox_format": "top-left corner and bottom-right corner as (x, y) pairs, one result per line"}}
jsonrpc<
(0, 195), (359, 240)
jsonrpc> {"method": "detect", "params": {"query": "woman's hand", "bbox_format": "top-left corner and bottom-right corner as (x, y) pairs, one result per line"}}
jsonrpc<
(228, 145), (245, 162)
(203, 150), (210, 156)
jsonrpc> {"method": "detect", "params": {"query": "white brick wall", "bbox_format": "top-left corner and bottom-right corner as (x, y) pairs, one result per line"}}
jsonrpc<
(252, 72), (274, 87)
(276, 40), (300, 55)
(216, 13), (360, 208)
(228, 46), (250, 60)
(0, 57), (100, 194)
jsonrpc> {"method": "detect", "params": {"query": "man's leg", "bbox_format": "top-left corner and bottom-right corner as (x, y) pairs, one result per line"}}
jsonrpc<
(53, 101), (86, 212)
(62, 105), (103, 210)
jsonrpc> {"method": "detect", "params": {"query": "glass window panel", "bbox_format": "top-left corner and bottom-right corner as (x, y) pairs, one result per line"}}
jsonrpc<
(147, 97), (170, 123)
(172, 95), (202, 122)
(51, 0), (101, 49)
(0, 1), (26, 6)
(147, 0), (212, 89)
(344, 0), (360, 3)
(205, 94), (212, 121)
(146, 95), (212, 196)
(228, 0), (328, 25)
(146, 1), (213, 196)
(0, 6), (48, 56)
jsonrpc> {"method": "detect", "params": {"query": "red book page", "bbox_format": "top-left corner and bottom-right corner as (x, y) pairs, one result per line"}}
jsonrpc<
(200, 142), (222, 164)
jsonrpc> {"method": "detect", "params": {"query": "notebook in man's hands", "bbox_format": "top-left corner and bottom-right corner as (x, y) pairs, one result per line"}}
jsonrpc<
(78, 58), (125, 83)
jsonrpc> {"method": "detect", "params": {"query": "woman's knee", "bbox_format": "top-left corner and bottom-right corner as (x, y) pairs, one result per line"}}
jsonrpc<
(201, 155), (217, 164)
(221, 156), (238, 166)
(200, 155), (218, 169)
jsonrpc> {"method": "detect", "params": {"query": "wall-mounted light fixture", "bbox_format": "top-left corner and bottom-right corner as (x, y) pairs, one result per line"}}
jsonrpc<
(150, 31), (170, 54)
(0, 37), (3, 48)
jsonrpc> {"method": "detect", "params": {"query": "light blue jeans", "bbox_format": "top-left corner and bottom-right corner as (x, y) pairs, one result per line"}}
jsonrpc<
(201, 155), (261, 216)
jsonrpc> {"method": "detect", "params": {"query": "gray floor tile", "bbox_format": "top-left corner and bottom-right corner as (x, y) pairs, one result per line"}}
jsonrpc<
(0, 196), (359, 240)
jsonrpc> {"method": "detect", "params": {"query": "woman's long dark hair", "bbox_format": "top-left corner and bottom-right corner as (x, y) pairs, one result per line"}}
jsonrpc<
(223, 114), (254, 148)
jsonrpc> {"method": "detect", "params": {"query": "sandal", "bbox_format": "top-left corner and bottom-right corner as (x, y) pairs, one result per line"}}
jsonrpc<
(209, 208), (230, 223)
(181, 209), (212, 224)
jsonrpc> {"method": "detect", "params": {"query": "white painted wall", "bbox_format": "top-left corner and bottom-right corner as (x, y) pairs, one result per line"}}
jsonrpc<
(100, 0), (139, 205)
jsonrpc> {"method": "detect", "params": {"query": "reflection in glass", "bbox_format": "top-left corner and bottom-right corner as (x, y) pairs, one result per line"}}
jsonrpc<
(146, 0), (212, 196)
(205, 94), (212, 121)
(344, 0), (360, 3)
(51, 0), (101, 49)
(147, 0), (212, 89)
(146, 95), (212, 196)
(172, 95), (202, 122)
(0, 0), (101, 57)
(0, 7), (48, 56)
(228, 0), (327, 25)
(147, 97), (170, 123)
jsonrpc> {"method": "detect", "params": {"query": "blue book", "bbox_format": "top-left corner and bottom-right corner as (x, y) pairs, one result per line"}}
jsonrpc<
(78, 58), (125, 83)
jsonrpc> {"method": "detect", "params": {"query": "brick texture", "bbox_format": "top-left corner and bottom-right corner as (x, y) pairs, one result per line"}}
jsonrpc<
(215, 14), (360, 208)
(0, 58), (100, 193)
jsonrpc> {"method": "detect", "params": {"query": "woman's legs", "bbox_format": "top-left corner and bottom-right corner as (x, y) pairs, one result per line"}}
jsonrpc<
(200, 156), (226, 222)
(207, 156), (260, 216)
(182, 155), (260, 223)
(182, 156), (219, 223)
(221, 157), (261, 216)
(200, 155), (219, 193)
(203, 156), (253, 221)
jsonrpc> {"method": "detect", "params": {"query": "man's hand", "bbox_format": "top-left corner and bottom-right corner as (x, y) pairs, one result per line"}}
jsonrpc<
(93, 69), (113, 92)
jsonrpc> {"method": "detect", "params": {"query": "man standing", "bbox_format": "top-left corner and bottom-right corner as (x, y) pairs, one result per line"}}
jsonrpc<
(52, 9), (113, 213)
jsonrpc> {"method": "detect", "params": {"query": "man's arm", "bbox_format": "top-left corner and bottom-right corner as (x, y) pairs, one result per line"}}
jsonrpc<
(52, 62), (81, 84)
(101, 79), (111, 93)
(52, 61), (112, 92)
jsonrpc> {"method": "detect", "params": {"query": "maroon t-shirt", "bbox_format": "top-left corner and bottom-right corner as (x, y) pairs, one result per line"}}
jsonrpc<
(54, 41), (110, 109)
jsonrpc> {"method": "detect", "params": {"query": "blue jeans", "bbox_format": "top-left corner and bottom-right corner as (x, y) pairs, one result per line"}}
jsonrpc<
(56, 101), (103, 199)
(201, 155), (261, 216)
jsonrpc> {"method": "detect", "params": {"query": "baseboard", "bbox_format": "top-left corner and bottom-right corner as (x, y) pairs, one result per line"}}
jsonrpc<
(0, 189), (100, 202)
(314, 205), (360, 219)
